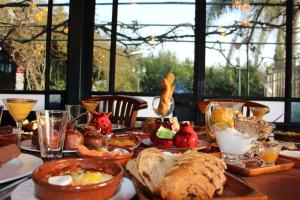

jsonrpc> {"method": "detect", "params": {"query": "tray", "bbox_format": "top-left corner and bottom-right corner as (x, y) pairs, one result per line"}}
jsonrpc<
(274, 131), (300, 143)
(226, 158), (294, 176)
(132, 172), (267, 200)
(280, 150), (300, 168)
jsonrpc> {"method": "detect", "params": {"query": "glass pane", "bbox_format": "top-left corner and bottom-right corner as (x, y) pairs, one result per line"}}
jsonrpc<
(291, 102), (300, 122)
(292, 3), (300, 98)
(92, 2), (113, 92)
(205, 2), (286, 97)
(0, 2), (48, 91)
(116, 2), (195, 93)
(50, 4), (70, 90)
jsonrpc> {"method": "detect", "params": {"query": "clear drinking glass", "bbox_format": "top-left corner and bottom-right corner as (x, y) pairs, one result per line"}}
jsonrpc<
(0, 105), (3, 125)
(36, 110), (68, 160)
(152, 96), (174, 122)
(2, 98), (37, 147)
(65, 104), (81, 125)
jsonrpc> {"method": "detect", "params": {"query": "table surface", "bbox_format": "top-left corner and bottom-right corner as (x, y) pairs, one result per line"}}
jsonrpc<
(1, 138), (300, 200)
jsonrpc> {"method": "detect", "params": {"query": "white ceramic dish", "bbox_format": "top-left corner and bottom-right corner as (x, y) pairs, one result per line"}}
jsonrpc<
(0, 153), (42, 184)
(11, 177), (136, 200)
(20, 139), (76, 153)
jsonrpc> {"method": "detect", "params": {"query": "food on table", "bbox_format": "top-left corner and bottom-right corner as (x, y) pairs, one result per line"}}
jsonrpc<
(216, 127), (257, 156)
(234, 116), (274, 140)
(89, 111), (112, 135)
(105, 136), (137, 149)
(22, 119), (38, 131)
(0, 144), (20, 165)
(169, 117), (180, 132)
(64, 129), (84, 150)
(141, 118), (157, 133)
(83, 129), (104, 148)
(157, 72), (175, 115)
(209, 107), (235, 128)
(126, 147), (226, 199)
(149, 120), (199, 148)
(4, 98), (36, 122)
(77, 145), (128, 157)
(173, 122), (198, 148)
(45, 167), (113, 186)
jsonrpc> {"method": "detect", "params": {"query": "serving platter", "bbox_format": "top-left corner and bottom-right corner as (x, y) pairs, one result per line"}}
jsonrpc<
(141, 137), (209, 151)
(132, 172), (267, 200)
(225, 158), (294, 176)
(20, 139), (76, 153)
(280, 150), (300, 168)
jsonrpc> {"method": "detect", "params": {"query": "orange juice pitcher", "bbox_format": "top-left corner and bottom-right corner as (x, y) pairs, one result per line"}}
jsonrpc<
(205, 101), (244, 142)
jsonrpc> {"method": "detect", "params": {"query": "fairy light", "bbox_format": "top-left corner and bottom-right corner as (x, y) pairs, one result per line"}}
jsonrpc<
(232, 1), (241, 7)
(148, 34), (156, 45)
(242, 19), (250, 27)
(28, 2), (37, 9)
(131, 0), (137, 7)
(242, 3), (250, 11)
(63, 27), (68, 34)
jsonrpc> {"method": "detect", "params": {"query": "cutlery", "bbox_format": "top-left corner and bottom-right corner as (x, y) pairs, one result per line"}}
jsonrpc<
(0, 176), (30, 200)
(67, 112), (86, 126)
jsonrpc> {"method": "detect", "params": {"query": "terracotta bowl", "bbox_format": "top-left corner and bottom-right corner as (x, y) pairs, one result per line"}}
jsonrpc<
(77, 147), (134, 167)
(32, 158), (124, 200)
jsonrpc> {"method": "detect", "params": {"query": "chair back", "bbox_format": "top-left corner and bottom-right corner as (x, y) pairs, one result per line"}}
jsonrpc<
(81, 95), (148, 128)
(197, 99), (269, 117)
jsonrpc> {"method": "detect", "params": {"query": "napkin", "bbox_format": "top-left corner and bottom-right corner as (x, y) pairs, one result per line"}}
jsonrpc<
(0, 144), (21, 166)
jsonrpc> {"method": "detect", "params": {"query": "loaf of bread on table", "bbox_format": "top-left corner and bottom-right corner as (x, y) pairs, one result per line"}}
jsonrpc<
(127, 148), (227, 200)
(157, 72), (175, 115)
(0, 144), (21, 166)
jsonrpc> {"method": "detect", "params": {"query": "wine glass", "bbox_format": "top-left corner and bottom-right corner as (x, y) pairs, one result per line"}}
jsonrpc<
(152, 96), (174, 122)
(80, 100), (99, 123)
(249, 107), (270, 119)
(2, 98), (37, 147)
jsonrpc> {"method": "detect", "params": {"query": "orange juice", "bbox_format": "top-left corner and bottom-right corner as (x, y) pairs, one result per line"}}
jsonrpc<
(81, 101), (99, 112)
(261, 149), (279, 164)
(250, 107), (269, 118)
(5, 99), (37, 122)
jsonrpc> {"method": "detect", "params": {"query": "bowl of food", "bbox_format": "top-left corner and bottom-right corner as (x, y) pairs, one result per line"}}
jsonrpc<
(77, 145), (133, 166)
(104, 134), (141, 150)
(32, 158), (124, 200)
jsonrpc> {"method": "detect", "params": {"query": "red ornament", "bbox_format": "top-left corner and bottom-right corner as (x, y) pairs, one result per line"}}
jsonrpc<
(173, 123), (198, 148)
(89, 111), (112, 135)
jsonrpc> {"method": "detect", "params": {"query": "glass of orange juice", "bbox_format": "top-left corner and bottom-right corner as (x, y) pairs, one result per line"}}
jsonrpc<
(2, 98), (37, 147)
(80, 100), (99, 123)
(250, 107), (270, 119)
(261, 144), (282, 165)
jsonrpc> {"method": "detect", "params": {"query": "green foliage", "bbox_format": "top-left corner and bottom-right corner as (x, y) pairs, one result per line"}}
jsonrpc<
(205, 65), (264, 97)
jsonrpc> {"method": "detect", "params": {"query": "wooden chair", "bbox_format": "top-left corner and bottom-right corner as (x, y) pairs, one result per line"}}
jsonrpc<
(81, 95), (148, 128)
(197, 99), (269, 117)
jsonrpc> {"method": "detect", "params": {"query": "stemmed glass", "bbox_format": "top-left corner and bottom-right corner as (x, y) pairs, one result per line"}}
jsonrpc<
(152, 96), (174, 122)
(2, 98), (37, 147)
(249, 107), (270, 119)
(80, 100), (99, 123)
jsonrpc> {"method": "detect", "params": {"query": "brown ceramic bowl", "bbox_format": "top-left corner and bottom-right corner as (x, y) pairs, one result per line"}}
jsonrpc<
(77, 147), (134, 167)
(32, 158), (124, 200)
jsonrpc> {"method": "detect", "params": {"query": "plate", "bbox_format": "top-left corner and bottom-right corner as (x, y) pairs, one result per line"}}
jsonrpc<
(11, 177), (136, 200)
(112, 124), (126, 131)
(0, 154), (42, 184)
(105, 134), (141, 150)
(20, 139), (76, 153)
(141, 138), (209, 151)
(280, 150), (300, 168)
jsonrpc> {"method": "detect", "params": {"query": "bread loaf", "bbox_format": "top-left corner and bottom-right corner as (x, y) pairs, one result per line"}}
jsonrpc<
(157, 72), (175, 115)
(127, 148), (226, 200)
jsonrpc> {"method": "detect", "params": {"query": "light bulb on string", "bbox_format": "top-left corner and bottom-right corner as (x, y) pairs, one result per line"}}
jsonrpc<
(232, 1), (241, 7)
(242, 19), (250, 27)
(242, 2), (250, 11)
(28, 2), (37, 9)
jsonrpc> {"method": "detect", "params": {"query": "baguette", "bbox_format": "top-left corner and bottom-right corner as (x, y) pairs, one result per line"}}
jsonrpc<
(157, 72), (175, 115)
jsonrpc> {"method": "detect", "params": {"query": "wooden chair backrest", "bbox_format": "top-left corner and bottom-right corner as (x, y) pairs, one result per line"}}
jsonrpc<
(197, 99), (269, 117)
(81, 95), (148, 128)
